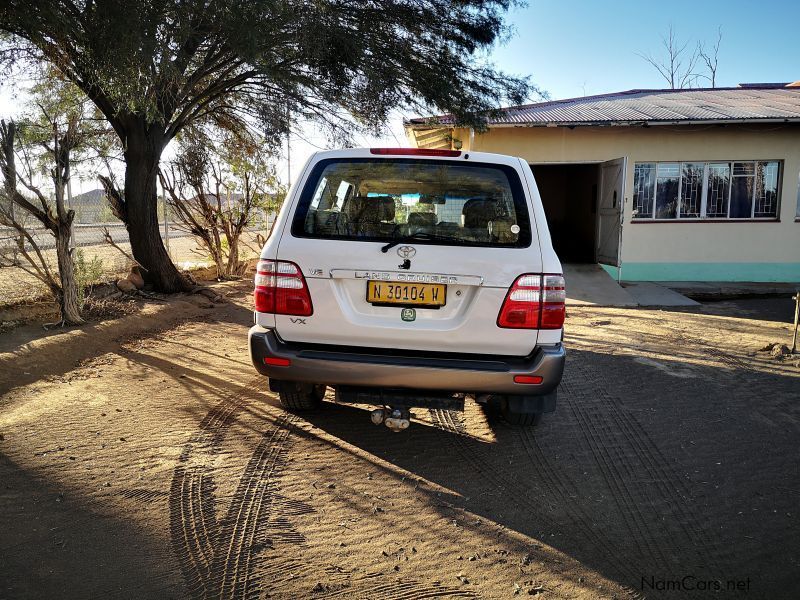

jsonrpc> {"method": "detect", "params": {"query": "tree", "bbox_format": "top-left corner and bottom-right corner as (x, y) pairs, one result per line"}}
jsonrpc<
(698, 27), (723, 88)
(637, 25), (701, 90)
(0, 67), (112, 324)
(0, 1), (533, 292)
(158, 126), (281, 278)
(0, 117), (83, 325)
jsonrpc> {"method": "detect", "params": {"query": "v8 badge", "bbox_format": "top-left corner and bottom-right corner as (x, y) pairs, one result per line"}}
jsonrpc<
(401, 308), (416, 322)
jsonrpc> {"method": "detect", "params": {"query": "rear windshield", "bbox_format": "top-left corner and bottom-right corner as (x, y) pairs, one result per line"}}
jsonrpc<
(291, 158), (532, 248)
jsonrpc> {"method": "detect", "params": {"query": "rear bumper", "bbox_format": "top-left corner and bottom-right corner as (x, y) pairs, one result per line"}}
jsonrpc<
(248, 326), (565, 396)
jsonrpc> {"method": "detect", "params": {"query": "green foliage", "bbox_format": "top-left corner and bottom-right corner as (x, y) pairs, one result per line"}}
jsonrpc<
(97, 202), (115, 223)
(161, 123), (282, 276)
(14, 67), (118, 173)
(0, 1), (538, 290)
(0, 1), (536, 143)
(73, 248), (104, 308)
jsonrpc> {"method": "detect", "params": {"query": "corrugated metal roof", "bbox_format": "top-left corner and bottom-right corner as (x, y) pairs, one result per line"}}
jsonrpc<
(407, 87), (800, 127)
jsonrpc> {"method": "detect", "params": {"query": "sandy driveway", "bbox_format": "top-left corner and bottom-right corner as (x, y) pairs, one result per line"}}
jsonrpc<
(1, 283), (798, 599)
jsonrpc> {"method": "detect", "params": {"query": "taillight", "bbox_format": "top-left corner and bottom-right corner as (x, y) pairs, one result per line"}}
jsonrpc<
(540, 274), (566, 329)
(369, 148), (461, 157)
(254, 260), (313, 316)
(497, 274), (541, 328)
(497, 274), (565, 330)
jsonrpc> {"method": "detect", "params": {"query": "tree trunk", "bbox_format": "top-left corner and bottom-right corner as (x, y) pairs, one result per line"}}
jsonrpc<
(123, 119), (191, 293)
(225, 233), (242, 277)
(54, 223), (84, 325)
(209, 219), (226, 278)
(210, 241), (226, 279)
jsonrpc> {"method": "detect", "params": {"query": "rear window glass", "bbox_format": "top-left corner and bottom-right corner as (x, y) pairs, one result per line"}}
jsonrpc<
(291, 158), (531, 248)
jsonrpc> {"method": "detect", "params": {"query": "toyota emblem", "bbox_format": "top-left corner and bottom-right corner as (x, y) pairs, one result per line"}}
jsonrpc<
(396, 246), (417, 259)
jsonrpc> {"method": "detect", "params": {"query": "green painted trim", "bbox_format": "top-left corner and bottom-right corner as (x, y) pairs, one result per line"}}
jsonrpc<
(599, 264), (620, 279)
(618, 262), (800, 282)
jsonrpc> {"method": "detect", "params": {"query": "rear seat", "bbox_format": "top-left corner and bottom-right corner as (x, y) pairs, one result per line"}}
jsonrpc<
(461, 198), (516, 242)
(461, 198), (496, 242)
(314, 209), (342, 235)
(406, 211), (436, 235)
(343, 195), (396, 237)
(491, 217), (516, 243)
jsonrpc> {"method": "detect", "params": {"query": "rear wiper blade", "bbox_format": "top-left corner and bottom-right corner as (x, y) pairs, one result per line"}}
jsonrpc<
(380, 232), (456, 253)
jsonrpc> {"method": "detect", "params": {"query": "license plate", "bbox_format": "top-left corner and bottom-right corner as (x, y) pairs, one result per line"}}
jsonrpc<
(367, 281), (446, 307)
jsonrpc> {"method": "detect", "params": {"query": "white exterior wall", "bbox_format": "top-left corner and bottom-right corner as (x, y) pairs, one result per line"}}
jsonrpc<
(438, 124), (800, 281)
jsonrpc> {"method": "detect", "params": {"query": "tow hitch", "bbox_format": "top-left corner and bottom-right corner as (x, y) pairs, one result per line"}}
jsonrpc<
(370, 407), (412, 432)
(335, 386), (463, 432)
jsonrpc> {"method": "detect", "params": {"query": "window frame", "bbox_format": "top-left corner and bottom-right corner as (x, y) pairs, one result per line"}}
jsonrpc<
(794, 169), (800, 222)
(632, 160), (783, 222)
(289, 157), (533, 248)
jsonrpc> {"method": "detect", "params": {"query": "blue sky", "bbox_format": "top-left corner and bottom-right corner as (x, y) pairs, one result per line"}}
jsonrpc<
(493, 0), (800, 100)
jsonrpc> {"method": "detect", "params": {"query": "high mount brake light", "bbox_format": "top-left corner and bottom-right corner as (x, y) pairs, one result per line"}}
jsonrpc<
(369, 148), (461, 157)
(497, 274), (566, 330)
(254, 259), (313, 316)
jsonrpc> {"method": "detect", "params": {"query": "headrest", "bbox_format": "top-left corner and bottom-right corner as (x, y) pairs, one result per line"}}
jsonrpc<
(490, 217), (516, 242)
(313, 209), (340, 233)
(462, 198), (497, 228)
(407, 212), (436, 227)
(346, 195), (395, 222)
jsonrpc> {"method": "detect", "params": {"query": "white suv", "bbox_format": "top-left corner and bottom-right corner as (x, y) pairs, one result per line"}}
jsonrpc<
(249, 148), (565, 429)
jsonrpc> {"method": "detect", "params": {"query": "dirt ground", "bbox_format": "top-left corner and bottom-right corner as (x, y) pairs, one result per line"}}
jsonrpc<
(1, 282), (798, 599)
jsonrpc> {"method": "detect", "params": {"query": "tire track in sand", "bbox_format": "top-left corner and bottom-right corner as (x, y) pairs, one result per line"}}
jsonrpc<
(169, 377), (301, 599)
(561, 355), (727, 579)
(430, 407), (640, 586)
(170, 379), (256, 598)
(172, 392), (476, 599)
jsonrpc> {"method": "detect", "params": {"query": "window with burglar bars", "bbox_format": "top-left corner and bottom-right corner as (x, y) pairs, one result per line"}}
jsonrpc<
(796, 171), (800, 220)
(632, 161), (782, 220)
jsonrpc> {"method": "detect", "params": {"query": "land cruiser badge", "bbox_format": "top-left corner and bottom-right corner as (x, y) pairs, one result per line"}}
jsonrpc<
(401, 308), (416, 322)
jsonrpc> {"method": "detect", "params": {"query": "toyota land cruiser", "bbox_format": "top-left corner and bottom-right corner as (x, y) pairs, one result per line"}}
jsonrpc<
(249, 148), (565, 429)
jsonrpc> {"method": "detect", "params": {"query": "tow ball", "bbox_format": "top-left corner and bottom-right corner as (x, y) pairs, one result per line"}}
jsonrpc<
(370, 407), (411, 432)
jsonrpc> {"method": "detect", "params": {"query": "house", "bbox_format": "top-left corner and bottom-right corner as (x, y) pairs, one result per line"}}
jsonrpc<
(405, 84), (800, 283)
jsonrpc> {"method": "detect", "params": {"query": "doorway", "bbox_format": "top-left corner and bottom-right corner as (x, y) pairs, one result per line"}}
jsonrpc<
(530, 159), (625, 266)
(530, 163), (598, 263)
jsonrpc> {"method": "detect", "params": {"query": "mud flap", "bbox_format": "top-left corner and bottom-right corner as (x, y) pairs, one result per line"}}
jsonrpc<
(505, 391), (557, 414)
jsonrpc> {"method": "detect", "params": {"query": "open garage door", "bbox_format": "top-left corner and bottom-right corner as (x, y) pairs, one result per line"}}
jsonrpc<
(596, 157), (626, 267)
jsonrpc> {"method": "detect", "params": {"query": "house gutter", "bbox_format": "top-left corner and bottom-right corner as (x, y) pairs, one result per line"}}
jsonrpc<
(405, 118), (800, 130)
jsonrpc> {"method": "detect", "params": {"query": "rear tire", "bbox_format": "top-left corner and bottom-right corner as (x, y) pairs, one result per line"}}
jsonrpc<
(500, 396), (546, 427)
(501, 404), (543, 427)
(278, 382), (326, 411)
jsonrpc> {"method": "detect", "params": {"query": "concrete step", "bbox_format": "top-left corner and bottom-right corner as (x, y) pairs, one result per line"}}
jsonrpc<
(621, 282), (700, 307)
(563, 264), (638, 307)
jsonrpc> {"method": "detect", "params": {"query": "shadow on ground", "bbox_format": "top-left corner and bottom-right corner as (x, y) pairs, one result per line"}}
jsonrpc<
(0, 453), (183, 599)
(300, 345), (800, 599)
